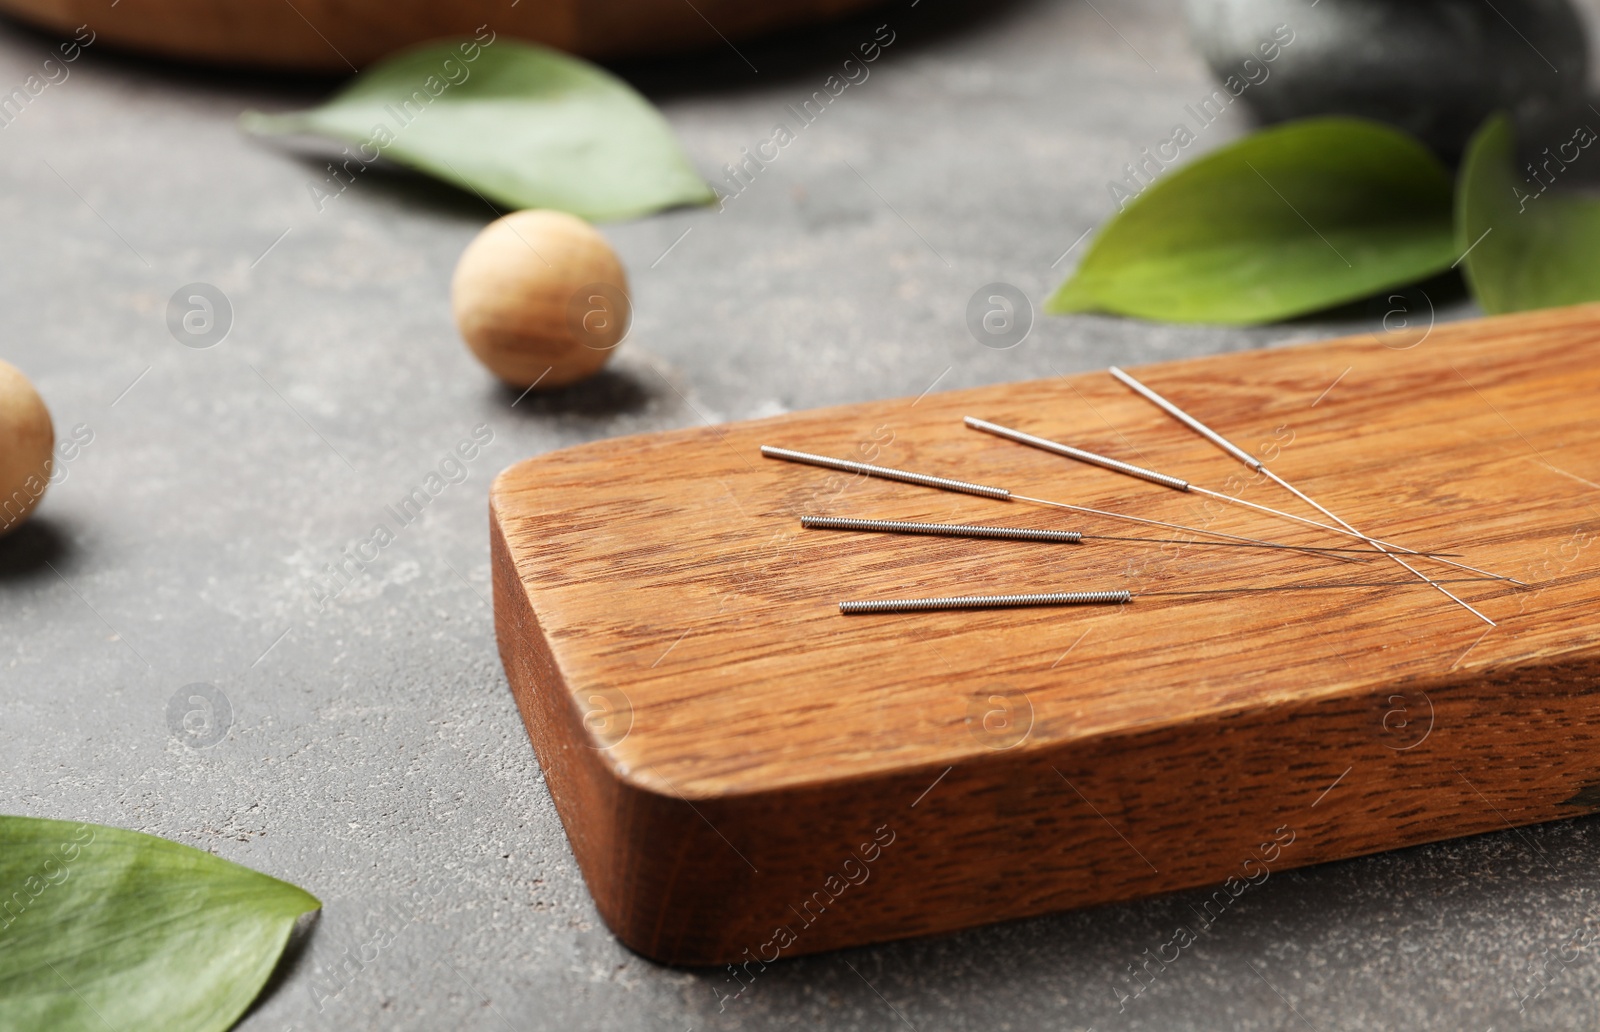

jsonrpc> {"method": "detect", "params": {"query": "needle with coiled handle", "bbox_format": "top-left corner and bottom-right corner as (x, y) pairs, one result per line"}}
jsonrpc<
(963, 417), (1509, 581)
(763, 445), (1391, 564)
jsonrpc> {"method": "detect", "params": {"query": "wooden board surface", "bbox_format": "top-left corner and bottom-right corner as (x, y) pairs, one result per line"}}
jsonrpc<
(491, 303), (1600, 965)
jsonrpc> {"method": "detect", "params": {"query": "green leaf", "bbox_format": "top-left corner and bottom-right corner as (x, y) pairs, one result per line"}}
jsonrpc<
(242, 39), (715, 222)
(1047, 117), (1458, 324)
(1457, 113), (1600, 313)
(0, 816), (320, 1032)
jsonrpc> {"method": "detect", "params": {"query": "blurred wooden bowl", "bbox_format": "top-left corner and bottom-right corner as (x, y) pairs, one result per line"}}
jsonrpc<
(0, 0), (887, 71)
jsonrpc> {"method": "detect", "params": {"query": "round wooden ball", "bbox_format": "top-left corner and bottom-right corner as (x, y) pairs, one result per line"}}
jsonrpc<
(0, 358), (54, 536)
(451, 210), (631, 390)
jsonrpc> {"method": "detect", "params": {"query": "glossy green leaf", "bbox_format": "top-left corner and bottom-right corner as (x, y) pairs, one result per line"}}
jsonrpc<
(1048, 117), (1457, 323)
(0, 816), (320, 1032)
(1457, 113), (1600, 313)
(243, 38), (715, 221)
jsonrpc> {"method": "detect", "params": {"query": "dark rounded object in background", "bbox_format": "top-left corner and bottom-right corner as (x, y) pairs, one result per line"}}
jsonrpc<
(0, 0), (889, 72)
(1186, 0), (1589, 159)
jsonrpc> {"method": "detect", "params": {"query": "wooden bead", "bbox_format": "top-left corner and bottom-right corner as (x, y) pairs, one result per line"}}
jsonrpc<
(451, 210), (630, 391)
(0, 359), (54, 536)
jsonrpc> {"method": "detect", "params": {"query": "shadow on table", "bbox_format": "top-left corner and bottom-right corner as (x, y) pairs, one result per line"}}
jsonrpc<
(1280, 267), (1473, 331)
(496, 367), (656, 420)
(0, 518), (75, 583)
(287, 155), (501, 222)
(612, 0), (1044, 100)
(240, 910), (321, 1027)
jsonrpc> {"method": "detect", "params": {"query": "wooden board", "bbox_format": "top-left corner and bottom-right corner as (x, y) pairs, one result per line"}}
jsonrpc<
(490, 303), (1600, 966)
(0, 0), (884, 71)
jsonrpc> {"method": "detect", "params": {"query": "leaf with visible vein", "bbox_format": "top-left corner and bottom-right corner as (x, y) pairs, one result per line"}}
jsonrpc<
(243, 39), (715, 222)
(1457, 112), (1600, 314)
(1048, 117), (1457, 324)
(0, 816), (319, 1032)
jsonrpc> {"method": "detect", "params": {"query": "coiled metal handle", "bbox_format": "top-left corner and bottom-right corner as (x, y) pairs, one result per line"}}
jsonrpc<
(802, 516), (1081, 543)
(964, 417), (1190, 491)
(839, 590), (1131, 614)
(761, 446), (1012, 500)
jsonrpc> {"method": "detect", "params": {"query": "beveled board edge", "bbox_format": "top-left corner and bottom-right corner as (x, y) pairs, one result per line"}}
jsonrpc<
(490, 304), (1600, 964)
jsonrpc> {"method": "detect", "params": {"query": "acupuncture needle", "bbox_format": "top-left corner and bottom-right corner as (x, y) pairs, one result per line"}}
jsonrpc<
(964, 417), (1485, 573)
(1107, 366), (1505, 625)
(761, 445), (1375, 563)
(798, 515), (1460, 557)
(838, 578), (1504, 614)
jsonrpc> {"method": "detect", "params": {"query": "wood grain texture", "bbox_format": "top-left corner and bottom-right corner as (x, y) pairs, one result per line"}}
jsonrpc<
(0, 0), (884, 71)
(491, 303), (1600, 965)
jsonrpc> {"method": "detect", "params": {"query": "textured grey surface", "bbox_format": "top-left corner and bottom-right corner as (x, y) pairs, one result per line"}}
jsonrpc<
(3, 1), (1600, 1029)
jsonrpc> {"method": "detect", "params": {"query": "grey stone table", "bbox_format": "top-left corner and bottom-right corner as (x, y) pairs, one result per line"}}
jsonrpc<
(3, 1), (1599, 1029)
